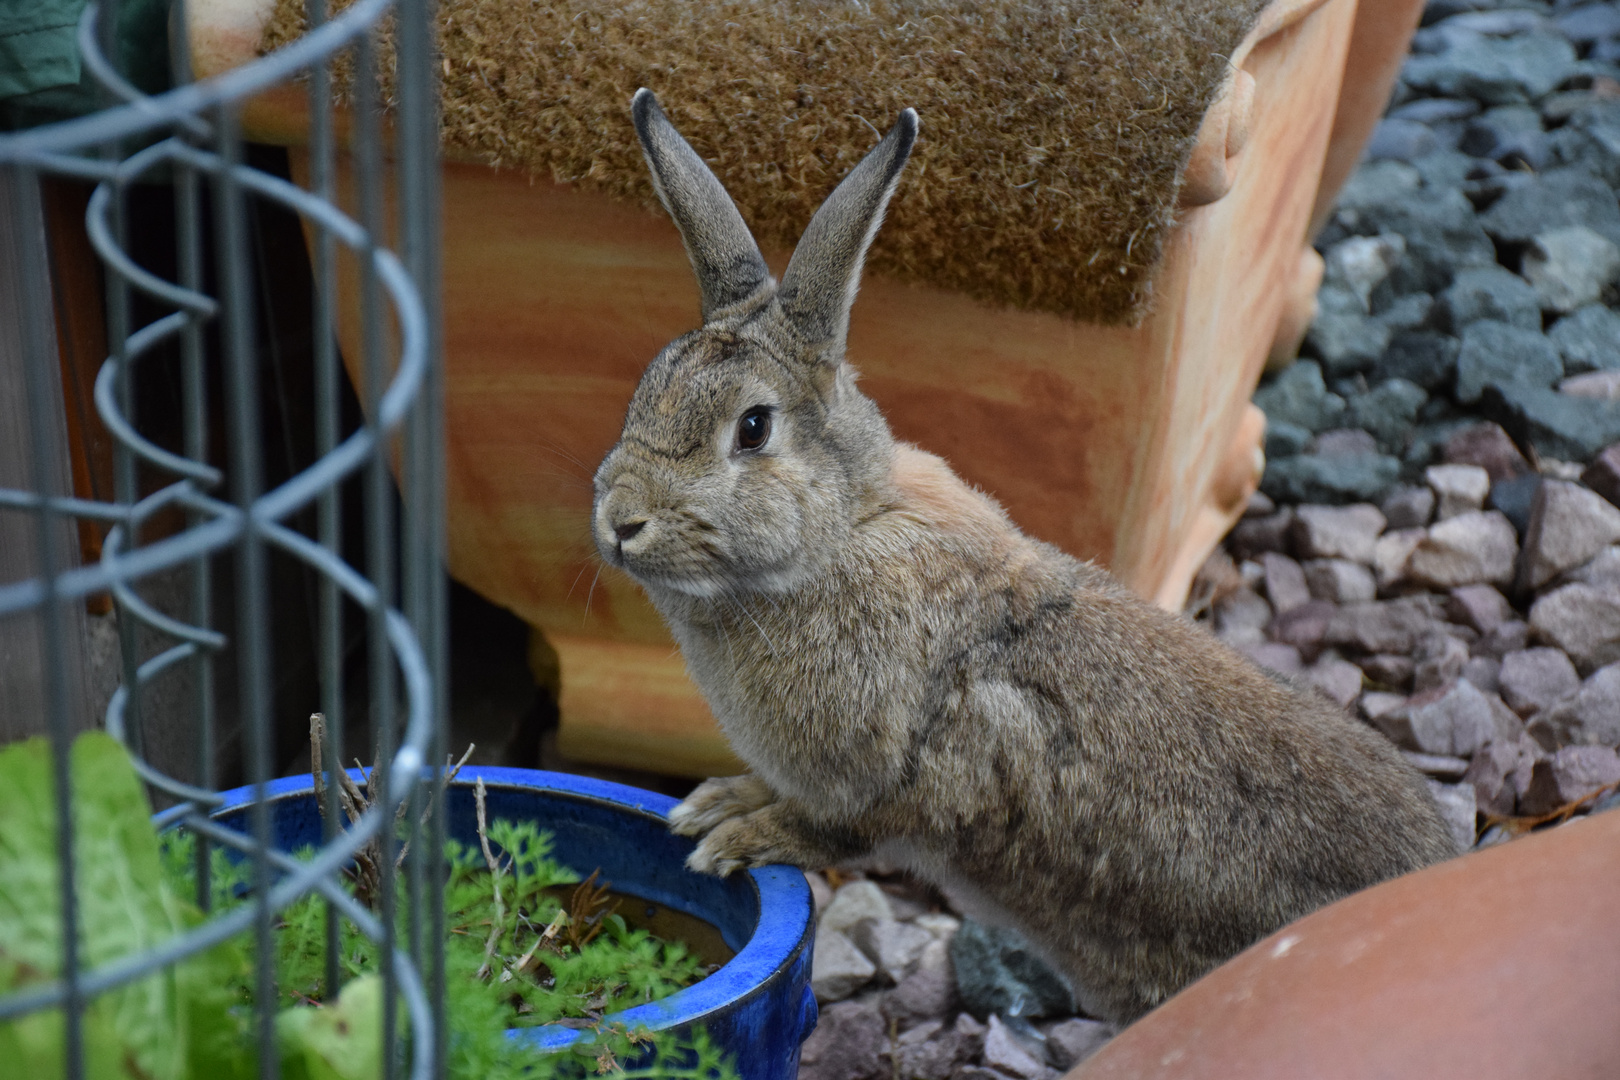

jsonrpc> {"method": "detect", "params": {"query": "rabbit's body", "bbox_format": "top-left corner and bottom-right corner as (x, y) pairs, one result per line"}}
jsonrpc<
(595, 91), (1457, 1023)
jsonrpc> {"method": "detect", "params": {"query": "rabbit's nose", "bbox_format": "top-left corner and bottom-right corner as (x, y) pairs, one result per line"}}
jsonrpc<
(614, 519), (647, 543)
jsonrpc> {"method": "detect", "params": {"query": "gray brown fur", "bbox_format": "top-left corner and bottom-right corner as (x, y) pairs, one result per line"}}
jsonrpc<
(593, 91), (1457, 1024)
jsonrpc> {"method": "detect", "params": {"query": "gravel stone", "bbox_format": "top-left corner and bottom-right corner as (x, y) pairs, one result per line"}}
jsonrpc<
(1406, 510), (1520, 588)
(1359, 654), (1416, 690)
(1519, 479), (1620, 590)
(851, 918), (937, 984)
(1325, 234), (1408, 311)
(1376, 292), (1438, 332)
(1336, 184), (1497, 295)
(1527, 663), (1620, 750)
(1306, 313), (1394, 377)
(949, 919), (1076, 1022)
(1228, 508), (1295, 561)
(1291, 503), (1387, 563)
(913, 913), (963, 942)
(1479, 382), (1620, 462)
(1463, 654), (1502, 693)
(885, 939), (958, 1023)
(1361, 689), (1408, 720)
(1269, 599), (1338, 662)
(1313, 429), (1380, 458)
(1404, 751), (1471, 780)
(822, 880), (896, 933)
(1437, 266), (1543, 332)
(1261, 552), (1312, 613)
(799, 998), (888, 1080)
(1237, 641), (1305, 676)
(983, 1016), (1052, 1080)
(1565, 545), (1620, 591)
(1528, 582), (1620, 674)
(1555, 4), (1620, 45)
(1374, 526), (1427, 588)
(1307, 655), (1367, 707)
(1366, 116), (1441, 162)
(1260, 451), (1402, 505)
(1377, 677), (1498, 757)
(1042, 1018), (1113, 1070)
(1549, 304), (1620, 374)
(1304, 559), (1378, 603)
(1479, 167), (1620, 248)
(1518, 745), (1620, 815)
(1426, 463), (1492, 519)
(813, 927), (878, 1003)
(1522, 226), (1620, 312)
(1464, 736), (1542, 815)
(1489, 472), (1543, 536)
(1375, 331), (1462, 392)
(1351, 378), (1429, 453)
(1475, 618), (1532, 660)
(1214, 587), (1272, 647)
(1448, 583), (1515, 633)
(1559, 370), (1620, 400)
(1402, 32), (1577, 105)
(1498, 647), (1582, 717)
(1442, 421), (1531, 484)
(1266, 420), (1313, 459)
(1454, 321), (1565, 405)
(1415, 631), (1473, 692)
(1254, 361), (1348, 433)
(1382, 484), (1437, 529)
(1426, 779), (1479, 850)
(1390, 96), (1481, 124)
(893, 1021), (962, 1080)
(1328, 595), (1448, 655)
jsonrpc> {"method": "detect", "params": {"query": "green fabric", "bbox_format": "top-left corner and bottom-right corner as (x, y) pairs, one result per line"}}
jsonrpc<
(0, 0), (88, 98)
(0, 0), (171, 130)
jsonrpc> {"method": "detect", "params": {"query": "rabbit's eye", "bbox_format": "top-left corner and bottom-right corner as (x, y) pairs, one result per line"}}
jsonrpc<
(737, 408), (772, 451)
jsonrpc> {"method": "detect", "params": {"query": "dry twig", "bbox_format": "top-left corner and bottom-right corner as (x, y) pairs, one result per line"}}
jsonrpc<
(475, 777), (507, 980)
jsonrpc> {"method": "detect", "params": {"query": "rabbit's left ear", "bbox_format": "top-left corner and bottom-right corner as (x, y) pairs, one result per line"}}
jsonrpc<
(778, 110), (918, 361)
(632, 88), (773, 321)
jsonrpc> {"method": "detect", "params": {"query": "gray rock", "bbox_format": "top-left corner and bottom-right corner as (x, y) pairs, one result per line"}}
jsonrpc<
(1366, 117), (1440, 162)
(1313, 428), (1380, 457)
(1375, 331), (1461, 392)
(1406, 510), (1520, 588)
(1426, 779), (1479, 851)
(1215, 587), (1272, 646)
(1291, 503), (1388, 564)
(1266, 420), (1313, 459)
(1520, 479), (1620, 591)
(1475, 618), (1533, 660)
(798, 998), (888, 1080)
(1261, 552), (1312, 614)
(1304, 559), (1377, 603)
(1229, 507), (1295, 561)
(1303, 655), (1364, 707)
(1042, 1018), (1113, 1071)
(1555, 4), (1620, 45)
(1529, 582), (1620, 674)
(1498, 647), (1582, 717)
(851, 918), (937, 984)
(1448, 583), (1515, 634)
(1350, 378), (1429, 453)
(1481, 383), (1620, 462)
(1410, 148), (1478, 191)
(913, 912), (964, 942)
(1454, 321), (1564, 405)
(1254, 361), (1349, 433)
(1334, 159), (1421, 210)
(1546, 99), (1620, 187)
(1518, 745), (1620, 816)
(1374, 526), (1427, 588)
(1415, 632), (1472, 692)
(1328, 595), (1448, 654)
(1562, 370), (1620, 401)
(1360, 689), (1408, 721)
(1464, 736), (1542, 816)
(1375, 293), (1437, 334)
(1586, 445), (1620, 511)
(1437, 266), (1543, 332)
(1390, 96), (1481, 124)
(1478, 167), (1620, 249)
(1489, 472), (1544, 537)
(1522, 227), (1620, 313)
(1426, 463), (1492, 520)
(983, 1016), (1052, 1080)
(1529, 662), (1620, 750)
(1262, 452), (1403, 507)
(1359, 654), (1416, 691)
(813, 926), (878, 1003)
(949, 919), (1077, 1022)
(1404, 751), (1471, 780)
(1382, 484), (1437, 529)
(1306, 313), (1394, 378)
(893, 1021), (961, 1080)
(1402, 32), (1577, 105)
(1237, 641), (1305, 677)
(1335, 184), (1497, 295)
(806, 870), (834, 912)
(822, 880), (896, 933)
(885, 938), (958, 1022)
(1324, 234), (1408, 311)
(1377, 677), (1498, 757)
(1442, 421), (1531, 483)
(1463, 654), (1502, 693)
(1548, 305), (1620, 375)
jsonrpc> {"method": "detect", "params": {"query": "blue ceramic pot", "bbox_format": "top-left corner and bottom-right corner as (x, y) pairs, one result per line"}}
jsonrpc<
(209, 766), (818, 1079)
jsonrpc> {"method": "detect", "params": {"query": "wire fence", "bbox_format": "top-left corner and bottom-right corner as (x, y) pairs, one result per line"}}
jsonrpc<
(0, 0), (446, 1075)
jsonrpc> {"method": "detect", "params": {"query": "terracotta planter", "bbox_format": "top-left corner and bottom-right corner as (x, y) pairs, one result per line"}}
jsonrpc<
(1069, 809), (1620, 1079)
(190, 0), (1420, 776)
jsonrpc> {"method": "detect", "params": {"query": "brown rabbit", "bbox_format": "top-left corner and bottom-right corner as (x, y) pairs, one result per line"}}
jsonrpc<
(592, 89), (1457, 1023)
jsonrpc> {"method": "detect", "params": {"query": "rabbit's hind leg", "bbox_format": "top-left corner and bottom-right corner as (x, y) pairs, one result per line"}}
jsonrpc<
(668, 772), (776, 838)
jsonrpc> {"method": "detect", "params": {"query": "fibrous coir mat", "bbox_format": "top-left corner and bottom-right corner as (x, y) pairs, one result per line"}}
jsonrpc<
(263, 0), (1266, 326)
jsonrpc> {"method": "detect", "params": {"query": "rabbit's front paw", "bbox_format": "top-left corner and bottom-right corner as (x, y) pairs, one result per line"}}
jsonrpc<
(685, 812), (794, 877)
(669, 774), (774, 838)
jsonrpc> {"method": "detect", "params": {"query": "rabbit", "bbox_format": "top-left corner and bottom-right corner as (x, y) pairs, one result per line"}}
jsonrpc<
(591, 88), (1458, 1024)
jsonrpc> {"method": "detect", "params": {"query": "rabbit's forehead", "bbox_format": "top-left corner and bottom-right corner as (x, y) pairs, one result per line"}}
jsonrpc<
(631, 331), (793, 424)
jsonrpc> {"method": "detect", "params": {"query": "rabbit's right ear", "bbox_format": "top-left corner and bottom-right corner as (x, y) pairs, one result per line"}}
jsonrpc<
(632, 88), (773, 321)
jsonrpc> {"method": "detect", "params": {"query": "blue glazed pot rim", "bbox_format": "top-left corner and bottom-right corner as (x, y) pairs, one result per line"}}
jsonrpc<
(198, 765), (814, 1053)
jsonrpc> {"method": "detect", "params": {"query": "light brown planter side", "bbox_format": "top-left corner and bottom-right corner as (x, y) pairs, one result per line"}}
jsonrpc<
(190, 0), (1407, 777)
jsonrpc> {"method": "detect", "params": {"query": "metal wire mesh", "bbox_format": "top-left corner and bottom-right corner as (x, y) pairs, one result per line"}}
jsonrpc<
(0, 0), (446, 1075)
